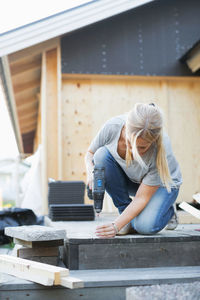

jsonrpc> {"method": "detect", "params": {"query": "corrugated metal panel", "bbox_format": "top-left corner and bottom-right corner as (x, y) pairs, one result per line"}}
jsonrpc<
(0, 0), (155, 57)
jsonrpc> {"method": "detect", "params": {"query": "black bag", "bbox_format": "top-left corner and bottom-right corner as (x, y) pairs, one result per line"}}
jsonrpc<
(0, 207), (44, 245)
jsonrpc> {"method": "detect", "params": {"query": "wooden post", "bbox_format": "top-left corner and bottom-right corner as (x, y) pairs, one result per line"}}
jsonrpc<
(41, 43), (61, 214)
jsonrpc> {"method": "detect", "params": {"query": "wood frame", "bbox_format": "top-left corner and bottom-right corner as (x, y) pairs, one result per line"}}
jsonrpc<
(41, 39), (62, 214)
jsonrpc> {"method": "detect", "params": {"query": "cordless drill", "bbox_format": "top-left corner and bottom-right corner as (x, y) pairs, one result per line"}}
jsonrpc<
(87, 165), (105, 214)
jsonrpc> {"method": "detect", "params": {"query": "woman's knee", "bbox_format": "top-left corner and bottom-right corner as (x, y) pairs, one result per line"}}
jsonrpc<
(134, 217), (160, 235)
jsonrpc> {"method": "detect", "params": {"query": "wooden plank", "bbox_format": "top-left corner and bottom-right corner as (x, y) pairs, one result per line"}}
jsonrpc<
(13, 79), (40, 94)
(10, 56), (41, 76)
(62, 73), (200, 82)
(12, 66), (40, 84)
(0, 255), (69, 286)
(16, 97), (38, 110)
(41, 47), (60, 214)
(34, 93), (41, 151)
(14, 238), (64, 248)
(17, 246), (59, 258)
(187, 49), (200, 73)
(18, 110), (37, 120)
(20, 122), (37, 133)
(15, 87), (39, 103)
(60, 276), (84, 289)
(41, 51), (47, 214)
(20, 124), (36, 134)
(19, 116), (37, 127)
(57, 41), (62, 180)
(179, 202), (200, 220)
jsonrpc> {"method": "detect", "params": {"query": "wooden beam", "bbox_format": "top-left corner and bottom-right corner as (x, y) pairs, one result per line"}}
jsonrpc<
(12, 68), (41, 89)
(18, 110), (37, 120)
(19, 116), (37, 127)
(34, 94), (41, 151)
(17, 246), (59, 258)
(10, 56), (41, 76)
(14, 238), (64, 248)
(41, 46), (60, 214)
(16, 96), (38, 108)
(8, 38), (59, 64)
(13, 79), (40, 94)
(60, 276), (84, 289)
(0, 255), (69, 286)
(186, 49), (200, 73)
(62, 73), (200, 82)
(21, 123), (37, 134)
(15, 88), (39, 103)
(57, 42), (62, 180)
(20, 117), (37, 128)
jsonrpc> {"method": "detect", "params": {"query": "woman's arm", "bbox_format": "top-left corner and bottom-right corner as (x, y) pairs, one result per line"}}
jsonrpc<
(84, 150), (94, 189)
(96, 183), (159, 238)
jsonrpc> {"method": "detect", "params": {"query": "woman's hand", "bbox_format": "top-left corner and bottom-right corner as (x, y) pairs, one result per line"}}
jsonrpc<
(87, 172), (93, 190)
(95, 223), (117, 238)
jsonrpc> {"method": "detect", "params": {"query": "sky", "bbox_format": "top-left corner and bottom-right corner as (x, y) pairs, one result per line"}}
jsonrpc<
(0, 0), (90, 159)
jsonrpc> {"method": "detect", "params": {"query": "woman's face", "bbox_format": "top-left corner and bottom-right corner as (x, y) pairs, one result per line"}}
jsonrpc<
(127, 136), (152, 156)
(136, 137), (152, 155)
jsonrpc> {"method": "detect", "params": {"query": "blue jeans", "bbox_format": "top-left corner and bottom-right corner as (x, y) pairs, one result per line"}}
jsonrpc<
(94, 147), (179, 235)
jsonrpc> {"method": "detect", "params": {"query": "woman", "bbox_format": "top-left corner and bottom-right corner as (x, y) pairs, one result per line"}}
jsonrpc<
(85, 103), (182, 238)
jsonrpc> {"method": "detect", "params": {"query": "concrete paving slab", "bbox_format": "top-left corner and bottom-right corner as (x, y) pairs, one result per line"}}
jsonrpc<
(45, 214), (200, 242)
(5, 225), (66, 241)
(1, 266), (200, 289)
(126, 281), (200, 300)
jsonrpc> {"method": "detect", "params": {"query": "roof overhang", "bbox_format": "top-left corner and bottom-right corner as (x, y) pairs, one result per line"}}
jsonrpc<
(0, 0), (156, 154)
(180, 40), (200, 73)
(0, 0), (155, 57)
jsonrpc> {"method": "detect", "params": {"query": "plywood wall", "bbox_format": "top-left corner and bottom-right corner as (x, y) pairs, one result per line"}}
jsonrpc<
(61, 76), (200, 207)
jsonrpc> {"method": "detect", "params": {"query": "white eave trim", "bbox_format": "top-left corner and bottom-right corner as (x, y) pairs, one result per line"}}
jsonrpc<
(0, 56), (24, 153)
(0, 0), (155, 57)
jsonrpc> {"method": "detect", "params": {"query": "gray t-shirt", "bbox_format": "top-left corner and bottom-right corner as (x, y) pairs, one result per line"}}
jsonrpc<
(89, 115), (182, 188)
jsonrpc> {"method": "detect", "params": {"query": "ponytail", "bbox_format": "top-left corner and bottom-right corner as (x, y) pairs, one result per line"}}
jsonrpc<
(156, 133), (172, 192)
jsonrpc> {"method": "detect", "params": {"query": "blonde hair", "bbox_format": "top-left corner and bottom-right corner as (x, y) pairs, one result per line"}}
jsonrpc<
(125, 103), (173, 192)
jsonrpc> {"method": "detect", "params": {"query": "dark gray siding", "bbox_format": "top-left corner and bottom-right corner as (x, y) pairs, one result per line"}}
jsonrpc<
(61, 0), (200, 76)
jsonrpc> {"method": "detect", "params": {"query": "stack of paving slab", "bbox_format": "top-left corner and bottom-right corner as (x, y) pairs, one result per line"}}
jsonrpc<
(5, 225), (66, 266)
(48, 181), (85, 205)
(48, 181), (95, 221)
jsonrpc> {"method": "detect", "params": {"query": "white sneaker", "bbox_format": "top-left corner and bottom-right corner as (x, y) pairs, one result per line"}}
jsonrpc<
(166, 211), (178, 230)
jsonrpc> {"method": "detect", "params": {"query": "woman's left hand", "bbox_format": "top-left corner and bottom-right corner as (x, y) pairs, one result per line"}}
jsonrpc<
(95, 223), (116, 238)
